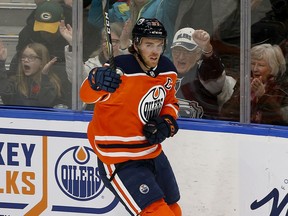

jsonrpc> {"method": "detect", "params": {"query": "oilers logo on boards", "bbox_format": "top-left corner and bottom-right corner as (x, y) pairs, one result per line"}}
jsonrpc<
(138, 85), (166, 124)
(55, 146), (104, 201)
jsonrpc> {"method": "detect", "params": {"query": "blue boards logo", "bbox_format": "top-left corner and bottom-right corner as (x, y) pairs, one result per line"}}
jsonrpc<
(251, 179), (288, 216)
(55, 146), (103, 201)
(54, 146), (119, 214)
(251, 188), (288, 216)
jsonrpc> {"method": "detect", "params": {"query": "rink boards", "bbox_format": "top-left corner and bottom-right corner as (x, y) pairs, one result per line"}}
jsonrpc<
(0, 108), (288, 216)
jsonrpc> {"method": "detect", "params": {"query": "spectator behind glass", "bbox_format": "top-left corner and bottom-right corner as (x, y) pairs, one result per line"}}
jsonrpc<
(221, 44), (288, 126)
(82, 22), (131, 79)
(9, 1), (73, 108)
(26, 0), (72, 26)
(60, 0), (101, 61)
(87, 0), (180, 58)
(61, 20), (130, 110)
(61, 21), (131, 82)
(26, 0), (99, 61)
(12, 0), (70, 65)
(0, 42), (63, 108)
(171, 27), (236, 119)
(211, 0), (284, 80)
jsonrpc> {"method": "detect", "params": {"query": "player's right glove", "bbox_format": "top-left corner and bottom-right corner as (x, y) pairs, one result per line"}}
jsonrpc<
(88, 67), (122, 93)
(143, 115), (179, 145)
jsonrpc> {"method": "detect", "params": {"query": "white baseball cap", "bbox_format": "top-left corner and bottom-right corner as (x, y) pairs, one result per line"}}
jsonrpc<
(171, 27), (198, 51)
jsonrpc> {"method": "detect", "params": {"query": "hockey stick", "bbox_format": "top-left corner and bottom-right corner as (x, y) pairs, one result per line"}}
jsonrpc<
(102, 0), (116, 71)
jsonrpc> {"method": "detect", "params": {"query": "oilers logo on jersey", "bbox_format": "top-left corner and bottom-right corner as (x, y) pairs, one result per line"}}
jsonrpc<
(138, 85), (166, 124)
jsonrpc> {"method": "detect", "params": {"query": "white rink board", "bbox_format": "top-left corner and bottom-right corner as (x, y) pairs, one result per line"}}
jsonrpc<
(0, 116), (288, 216)
(164, 129), (288, 216)
(163, 130), (240, 216)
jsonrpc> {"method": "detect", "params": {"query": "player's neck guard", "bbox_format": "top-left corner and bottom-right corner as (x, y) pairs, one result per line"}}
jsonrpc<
(136, 52), (159, 77)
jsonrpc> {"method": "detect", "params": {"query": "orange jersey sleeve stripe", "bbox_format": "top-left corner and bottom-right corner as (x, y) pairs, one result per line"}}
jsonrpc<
(95, 143), (159, 157)
(95, 135), (147, 142)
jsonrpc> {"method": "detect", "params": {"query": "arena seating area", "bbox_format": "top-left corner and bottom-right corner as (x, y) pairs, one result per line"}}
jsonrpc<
(0, 0), (36, 68)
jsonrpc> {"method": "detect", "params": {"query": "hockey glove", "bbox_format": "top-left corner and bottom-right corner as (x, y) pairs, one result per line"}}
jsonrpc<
(143, 115), (179, 145)
(88, 67), (122, 93)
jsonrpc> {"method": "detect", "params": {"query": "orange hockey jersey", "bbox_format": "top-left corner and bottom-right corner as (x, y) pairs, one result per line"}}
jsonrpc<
(80, 54), (179, 165)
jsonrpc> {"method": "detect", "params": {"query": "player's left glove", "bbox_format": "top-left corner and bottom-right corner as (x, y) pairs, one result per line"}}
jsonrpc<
(143, 115), (179, 145)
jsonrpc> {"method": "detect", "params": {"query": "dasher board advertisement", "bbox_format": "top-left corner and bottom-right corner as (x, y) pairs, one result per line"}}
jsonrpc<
(1, 115), (288, 215)
(0, 117), (127, 215)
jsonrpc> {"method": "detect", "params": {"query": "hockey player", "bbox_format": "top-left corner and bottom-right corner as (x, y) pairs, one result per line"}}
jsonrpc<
(80, 18), (181, 216)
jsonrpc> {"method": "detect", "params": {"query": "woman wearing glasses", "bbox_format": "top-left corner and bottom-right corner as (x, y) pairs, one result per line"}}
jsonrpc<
(83, 22), (131, 79)
(0, 42), (62, 107)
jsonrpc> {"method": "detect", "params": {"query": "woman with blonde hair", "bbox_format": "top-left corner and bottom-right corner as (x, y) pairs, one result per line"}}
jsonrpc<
(62, 21), (131, 81)
(83, 22), (129, 77)
(221, 43), (288, 125)
(0, 42), (62, 107)
(61, 20), (131, 110)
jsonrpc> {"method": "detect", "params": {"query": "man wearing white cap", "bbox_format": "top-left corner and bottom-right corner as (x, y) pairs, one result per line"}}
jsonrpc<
(171, 27), (236, 119)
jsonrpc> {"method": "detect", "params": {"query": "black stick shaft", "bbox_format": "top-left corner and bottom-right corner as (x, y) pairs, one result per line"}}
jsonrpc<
(102, 0), (116, 71)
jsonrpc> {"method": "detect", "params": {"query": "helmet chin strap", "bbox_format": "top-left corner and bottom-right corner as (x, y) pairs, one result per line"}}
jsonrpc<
(136, 48), (158, 77)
